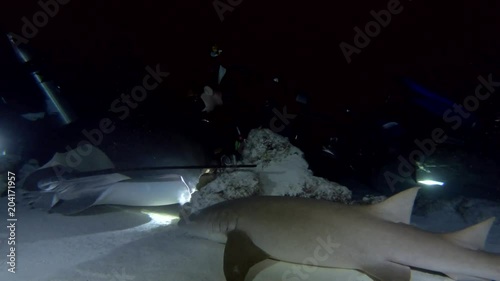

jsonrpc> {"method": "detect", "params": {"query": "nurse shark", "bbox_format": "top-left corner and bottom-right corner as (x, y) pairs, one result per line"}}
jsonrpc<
(181, 187), (500, 281)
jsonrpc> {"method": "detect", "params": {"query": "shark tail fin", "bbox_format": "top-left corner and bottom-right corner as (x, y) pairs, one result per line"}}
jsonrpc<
(443, 217), (496, 250)
(367, 187), (420, 224)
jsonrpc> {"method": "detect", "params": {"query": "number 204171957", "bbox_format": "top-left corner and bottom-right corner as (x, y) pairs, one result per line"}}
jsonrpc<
(7, 172), (16, 215)
(6, 171), (17, 274)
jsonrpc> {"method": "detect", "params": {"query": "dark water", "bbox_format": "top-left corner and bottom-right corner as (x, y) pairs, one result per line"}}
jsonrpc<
(1, 0), (499, 202)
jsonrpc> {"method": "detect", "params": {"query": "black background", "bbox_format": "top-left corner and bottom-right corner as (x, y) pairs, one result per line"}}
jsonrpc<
(2, 0), (498, 116)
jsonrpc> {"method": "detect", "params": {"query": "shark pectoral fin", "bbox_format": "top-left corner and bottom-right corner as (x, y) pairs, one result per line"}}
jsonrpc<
(362, 261), (411, 281)
(223, 230), (270, 281)
(445, 273), (491, 281)
(367, 187), (420, 224)
(442, 217), (496, 250)
(245, 259), (279, 281)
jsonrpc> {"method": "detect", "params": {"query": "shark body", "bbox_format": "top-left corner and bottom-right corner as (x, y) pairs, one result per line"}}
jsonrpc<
(25, 173), (191, 214)
(181, 188), (500, 281)
(22, 144), (199, 214)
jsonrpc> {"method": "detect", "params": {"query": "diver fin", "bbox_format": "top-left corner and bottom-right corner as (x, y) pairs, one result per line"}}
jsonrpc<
(362, 261), (411, 281)
(443, 217), (496, 250)
(223, 230), (270, 281)
(367, 187), (420, 224)
(445, 273), (491, 281)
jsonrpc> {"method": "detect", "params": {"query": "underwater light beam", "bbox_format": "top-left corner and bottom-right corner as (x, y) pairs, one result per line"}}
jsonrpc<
(141, 211), (179, 225)
(418, 180), (445, 186)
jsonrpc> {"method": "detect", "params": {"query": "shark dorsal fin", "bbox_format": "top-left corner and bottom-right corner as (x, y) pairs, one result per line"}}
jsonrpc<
(443, 217), (496, 250)
(367, 187), (420, 224)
